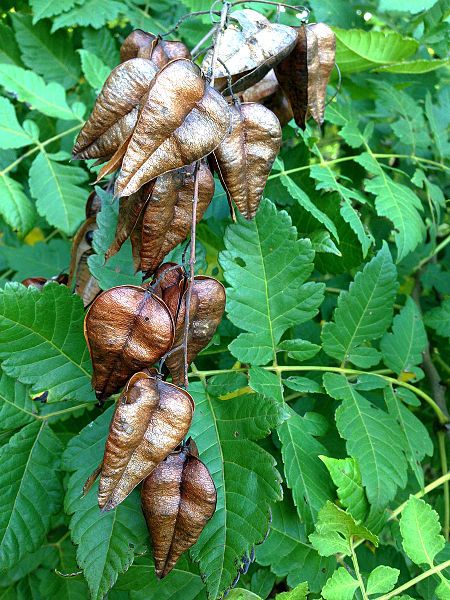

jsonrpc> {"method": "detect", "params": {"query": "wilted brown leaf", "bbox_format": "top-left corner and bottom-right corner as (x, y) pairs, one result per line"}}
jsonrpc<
(114, 59), (230, 198)
(95, 372), (194, 511)
(213, 102), (281, 219)
(120, 29), (190, 67)
(141, 438), (216, 578)
(84, 286), (174, 399)
(68, 217), (101, 307)
(202, 9), (297, 94)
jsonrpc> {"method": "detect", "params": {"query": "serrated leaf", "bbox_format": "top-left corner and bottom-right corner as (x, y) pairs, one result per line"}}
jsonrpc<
(30, 0), (78, 22)
(425, 299), (450, 338)
(78, 49), (110, 91)
(309, 230), (341, 256)
(0, 282), (94, 403)
(276, 582), (308, 600)
(82, 28), (119, 69)
(376, 58), (449, 73)
(400, 496), (445, 566)
(0, 97), (34, 149)
(278, 410), (334, 532)
(11, 15), (80, 89)
(322, 568), (358, 600)
(63, 406), (148, 600)
(3, 239), (71, 282)
(249, 367), (284, 403)
(0, 371), (35, 430)
(0, 23), (23, 66)
(219, 199), (324, 365)
(283, 376), (322, 394)
(0, 65), (78, 120)
(189, 382), (283, 599)
(277, 339), (321, 361)
(0, 174), (36, 236)
(381, 297), (427, 379)
(29, 151), (88, 235)
(228, 590), (261, 600)
(322, 243), (398, 367)
(0, 421), (63, 570)
(366, 565), (400, 595)
(324, 374), (408, 511)
(52, 0), (123, 31)
(319, 456), (369, 522)
(38, 538), (89, 599)
(425, 92), (450, 161)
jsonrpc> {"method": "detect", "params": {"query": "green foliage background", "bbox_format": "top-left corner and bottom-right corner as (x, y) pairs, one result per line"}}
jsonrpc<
(0, 0), (449, 598)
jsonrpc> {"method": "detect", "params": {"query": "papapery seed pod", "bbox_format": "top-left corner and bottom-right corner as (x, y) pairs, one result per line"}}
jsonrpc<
(241, 70), (279, 104)
(84, 286), (174, 399)
(89, 372), (194, 511)
(120, 29), (191, 68)
(68, 217), (101, 307)
(21, 277), (49, 289)
(263, 87), (294, 127)
(141, 438), (216, 578)
(85, 190), (102, 219)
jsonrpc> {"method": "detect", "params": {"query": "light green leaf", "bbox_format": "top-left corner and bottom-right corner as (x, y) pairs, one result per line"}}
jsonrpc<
(333, 28), (419, 73)
(0, 65), (78, 120)
(189, 382), (283, 599)
(228, 590), (262, 600)
(249, 367), (284, 403)
(30, 0), (78, 22)
(425, 92), (450, 161)
(309, 501), (378, 557)
(366, 565), (400, 595)
(0, 174), (36, 236)
(322, 568), (358, 600)
(52, 0), (123, 31)
(3, 239), (71, 282)
(283, 376), (322, 394)
(378, 0), (439, 13)
(319, 456), (369, 522)
(0, 283), (94, 403)
(219, 199), (324, 365)
(376, 58), (449, 73)
(324, 373), (408, 510)
(309, 230), (342, 256)
(0, 97), (34, 149)
(277, 339), (321, 362)
(82, 28), (119, 68)
(11, 15), (80, 89)
(0, 421), (63, 570)
(63, 407), (148, 600)
(425, 299), (450, 338)
(400, 496), (445, 566)
(29, 151), (88, 235)
(325, 103), (370, 148)
(278, 410), (334, 532)
(0, 371), (35, 430)
(275, 582), (308, 600)
(322, 243), (398, 367)
(436, 578), (450, 600)
(78, 49), (110, 91)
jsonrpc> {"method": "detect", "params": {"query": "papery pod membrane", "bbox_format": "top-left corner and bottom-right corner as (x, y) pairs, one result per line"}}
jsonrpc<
(114, 59), (231, 198)
(85, 190), (102, 218)
(241, 69), (279, 103)
(96, 372), (194, 511)
(21, 277), (49, 289)
(120, 29), (191, 67)
(213, 102), (282, 220)
(68, 217), (101, 307)
(263, 87), (293, 127)
(84, 286), (174, 399)
(202, 9), (298, 94)
(73, 58), (158, 159)
(152, 262), (186, 321)
(141, 439), (216, 578)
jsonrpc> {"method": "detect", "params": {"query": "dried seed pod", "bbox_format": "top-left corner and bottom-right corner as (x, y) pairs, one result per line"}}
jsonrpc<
(68, 217), (101, 307)
(84, 286), (174, 399)
(151, 262), (186, 320)
(114, 59), (230, 198)
(202, 9), (297, 94)
(120, 29), (190, 67)
(213, 102), (281, 220)
(96, 372), (194, 511)
(85, 190), (102, 219)
(263, 87), (293, 127)
(241, 69), (279, 104)
(141, 439), (216, 578)
(275, 23), (336, 128)
(73, 58), (158, 160)
(21, 277), (48, 289)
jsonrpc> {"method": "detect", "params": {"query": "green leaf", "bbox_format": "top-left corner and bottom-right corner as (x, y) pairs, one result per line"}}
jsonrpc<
(0, 371), (35, 430)
(378, 0), (439, 13)
(38, 538), (89, 599)
(425, 92), (450, 161)
(3, 239), (71, 282)
(189, 382), (283, 599)
(309, 230), (342, 256)
(82, 28), (119, 68)
(29, 151), (88, 235)
(283, 376), (322, 394)
(0, 65), (78, 120)
(277, 339), (321, 361)
(256, 494), (335, 593)
(78, 49), (110, 91)
(376, 58), (449, 73)
(0, 97), (34, 149)
(52, 0), (123, 31)
(309, 501), (378, 557)
(324, 374), (408, 510)
(322, 568), (358, 600)
(366, 565), (400, 595)
(0, 23), (23, 66)
(319, 456), (369, 522)
(63, 406), (149, 600)
(219, 199), (324, 365)
(278, 410), (334, 532)
(322, 243), (398, 367)
(228, 590), (262, 600)
(275, 582), (308, 600)
(11, 15), (80, 89)
(0, 421), (63, 570)
(425, 299), (450, 338)
(0, 174), (36, 236)
(400, 496), (445, 566)
(333, 28), (419, 73)
(0, 283), (94, 403)
(249, 367), (284, 403)
(30, 0), (78, 22)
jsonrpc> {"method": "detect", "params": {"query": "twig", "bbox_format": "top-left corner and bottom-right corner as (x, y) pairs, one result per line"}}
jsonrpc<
(191, 25), (217, 57)
(377, 559), (450, 600)
(206, 2), (231, 87)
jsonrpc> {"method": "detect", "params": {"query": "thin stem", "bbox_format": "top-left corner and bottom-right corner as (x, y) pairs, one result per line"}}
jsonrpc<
(416, 234), (450, 272)
(390, 472), (450, 519)
(350, 537), (369, 600)
(206, 2), (231, 87)
(438, 430), (450, 541)
(377, 559), (450, 600)
(37, 402), (93, 420)
(191, 25), (217, 57)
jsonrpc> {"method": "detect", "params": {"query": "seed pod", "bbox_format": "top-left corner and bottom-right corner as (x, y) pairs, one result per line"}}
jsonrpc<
(84, 286), (174, 399)
(202, 9), (297, 94)
(120, 29), (190, 67)
(263, 87), (293, 127)
(68, 217), (101, 307)
(85, 191), (102, 219)
(21, 277), (48, 289)
(241, 70), (279, 104)
(213, 102), (281, 220)
(141, 439), (216, 578)
(152, 262), (186, 319)
(95, 372), (194, 511)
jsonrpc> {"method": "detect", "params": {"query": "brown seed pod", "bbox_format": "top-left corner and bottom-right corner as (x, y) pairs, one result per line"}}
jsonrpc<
(120, 29), (190, 67)
(213, 102), (282, 220)
(84, 286), (174, 399)
(93, 372), (194, 511)
(21, 277), (49, 289)
(85, 190), (102, 219)
(262, 87), (294, 128)
(73, 58), (158, 160)
(68, 217), (101, 308)
(114, 59), (230, 198)
(141, 439), (216, 578)
(241, 69), (279, 104)
(151, 262), (186, 320)
(202, 9), (298, 94)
